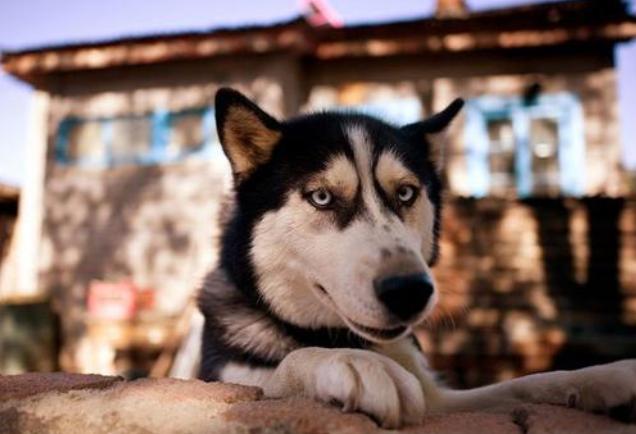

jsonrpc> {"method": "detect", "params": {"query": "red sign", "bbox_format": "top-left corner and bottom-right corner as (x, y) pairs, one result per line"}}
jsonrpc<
(87, 280), (145, 320)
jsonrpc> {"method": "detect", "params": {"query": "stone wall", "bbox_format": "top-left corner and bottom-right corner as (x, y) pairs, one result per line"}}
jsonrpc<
(0, 373), (632, 434)
(426, 197), (636, 388)
(39, 53), (303, 307)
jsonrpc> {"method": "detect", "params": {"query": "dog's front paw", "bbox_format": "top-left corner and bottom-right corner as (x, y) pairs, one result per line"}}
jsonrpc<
(314, 349), (426, 428)
(264, 347), (425, 428)
(566, 360), (636, 422)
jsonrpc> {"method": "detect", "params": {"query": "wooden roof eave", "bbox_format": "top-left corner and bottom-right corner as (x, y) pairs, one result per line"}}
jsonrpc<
(1, 21), (315, 85)
(2, 3), (636, 85)
(315, 20), (636, 59)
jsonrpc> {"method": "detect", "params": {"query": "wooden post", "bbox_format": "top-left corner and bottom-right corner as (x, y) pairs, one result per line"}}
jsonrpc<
(0, 91), (48, 302)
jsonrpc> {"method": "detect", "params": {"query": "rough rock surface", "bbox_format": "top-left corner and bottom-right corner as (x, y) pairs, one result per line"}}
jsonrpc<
(1, 373), (635, 434)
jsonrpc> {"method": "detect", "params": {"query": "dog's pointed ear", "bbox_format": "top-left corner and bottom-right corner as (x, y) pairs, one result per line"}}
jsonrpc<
(401, 98), (464, 171)
(215, 88), (282, 182)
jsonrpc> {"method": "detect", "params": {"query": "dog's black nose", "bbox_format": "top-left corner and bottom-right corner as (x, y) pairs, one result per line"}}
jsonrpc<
(373, 273), (434, 322)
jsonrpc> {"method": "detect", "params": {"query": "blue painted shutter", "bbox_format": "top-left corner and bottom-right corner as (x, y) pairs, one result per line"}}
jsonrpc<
(512, 106), (532, 198)
(55, 118), (76, 164)
(151, 110), (170, 163)
(557, 96), (585, 196)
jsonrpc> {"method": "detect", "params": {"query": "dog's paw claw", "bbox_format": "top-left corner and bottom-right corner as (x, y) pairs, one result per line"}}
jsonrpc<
(567, 391), (579, 409)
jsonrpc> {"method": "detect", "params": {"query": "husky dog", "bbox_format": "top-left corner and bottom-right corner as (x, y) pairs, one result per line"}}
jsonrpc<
(199, 88), (636, 428)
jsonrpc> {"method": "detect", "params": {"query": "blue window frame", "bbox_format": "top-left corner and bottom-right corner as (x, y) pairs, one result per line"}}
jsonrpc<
(55, 107), (219, 168)
(464, 93), (585, 198)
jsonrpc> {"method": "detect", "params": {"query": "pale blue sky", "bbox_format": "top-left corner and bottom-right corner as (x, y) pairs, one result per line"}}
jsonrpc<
(0, 0), (634, 186)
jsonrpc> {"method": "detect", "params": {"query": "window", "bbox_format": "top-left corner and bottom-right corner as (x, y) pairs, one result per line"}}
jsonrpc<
(486, 118), (515, 196)
(167, 109), (207, 156)
(56, 107), (217, 167)
(529, 118), (560, 196)
(464, 93), (585, 197)
(65, 120), (107, 164)
(110, 116), (152, 163)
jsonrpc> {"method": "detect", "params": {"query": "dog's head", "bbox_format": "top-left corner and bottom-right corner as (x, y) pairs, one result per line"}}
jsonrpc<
(215, 88), (463, 343)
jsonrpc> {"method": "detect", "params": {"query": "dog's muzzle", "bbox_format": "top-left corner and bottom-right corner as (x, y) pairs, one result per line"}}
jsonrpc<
(373, 273), (434, 322)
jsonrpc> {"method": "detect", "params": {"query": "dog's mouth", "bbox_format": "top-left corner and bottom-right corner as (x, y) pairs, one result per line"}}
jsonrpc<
(347, 320), (408, 340)
(315, 284), (409, 342)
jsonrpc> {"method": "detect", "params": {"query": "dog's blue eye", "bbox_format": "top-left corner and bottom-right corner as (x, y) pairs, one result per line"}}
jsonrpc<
(397, 185), (416, 205)
(309, 189), (333, 208)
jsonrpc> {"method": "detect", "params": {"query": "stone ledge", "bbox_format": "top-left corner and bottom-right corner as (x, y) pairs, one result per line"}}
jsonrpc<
(0, 373), (634, 434)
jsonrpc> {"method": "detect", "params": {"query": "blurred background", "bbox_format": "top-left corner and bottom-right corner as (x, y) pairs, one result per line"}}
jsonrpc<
(0, 0), (635, 387)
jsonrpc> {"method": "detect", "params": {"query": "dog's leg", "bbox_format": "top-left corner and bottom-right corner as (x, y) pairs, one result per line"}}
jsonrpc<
(262, 347), (426, 428)
(376, 340), (636, 421)
(434, 360), (636, 421)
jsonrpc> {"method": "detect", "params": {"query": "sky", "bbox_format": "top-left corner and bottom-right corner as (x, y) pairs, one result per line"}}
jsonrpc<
(0, 0), (635, 186)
